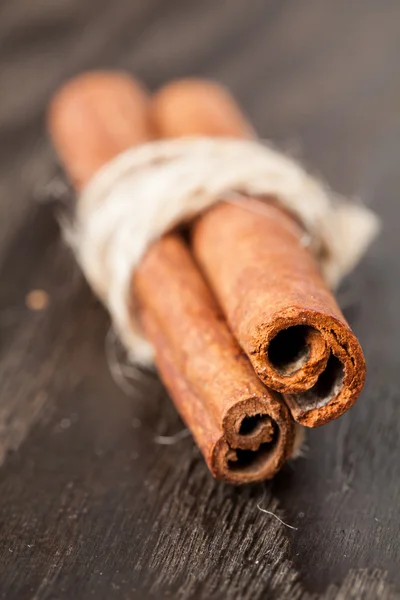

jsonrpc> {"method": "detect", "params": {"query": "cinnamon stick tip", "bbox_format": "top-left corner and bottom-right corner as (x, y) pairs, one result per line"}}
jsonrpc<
(245, 307), (366, 421)
(208, 396), (295, 484)
(47, 70), (146, 130)
(151, 77), (255, 139)
(152, 77), (233, 102)
(47, 70), (153, 191)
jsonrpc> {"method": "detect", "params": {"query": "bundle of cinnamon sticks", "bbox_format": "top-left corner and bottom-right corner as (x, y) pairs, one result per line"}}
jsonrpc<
(48, 71), (367, 484)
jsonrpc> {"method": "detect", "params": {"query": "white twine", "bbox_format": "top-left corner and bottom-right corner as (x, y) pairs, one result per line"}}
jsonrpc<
(66, 137), (379, 364)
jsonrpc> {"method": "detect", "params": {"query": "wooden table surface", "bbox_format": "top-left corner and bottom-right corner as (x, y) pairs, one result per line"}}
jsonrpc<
(0, 1), (399, 598)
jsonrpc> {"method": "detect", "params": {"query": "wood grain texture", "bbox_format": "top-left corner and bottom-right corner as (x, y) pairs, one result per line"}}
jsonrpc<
(0, 0), (399, 598)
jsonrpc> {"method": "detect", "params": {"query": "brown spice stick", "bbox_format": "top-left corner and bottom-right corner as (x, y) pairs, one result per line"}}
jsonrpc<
(135, 234), (293, 473)
(48, 71), (295, 483)
(152, 79), (366, 427)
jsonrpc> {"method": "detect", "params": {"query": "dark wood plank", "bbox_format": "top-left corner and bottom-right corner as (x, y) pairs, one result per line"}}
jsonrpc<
(0, 1), (399, 598)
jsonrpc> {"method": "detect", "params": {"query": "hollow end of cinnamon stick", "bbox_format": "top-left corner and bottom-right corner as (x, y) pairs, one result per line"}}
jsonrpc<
(255, 313), (365, 427)
(278, 321), (365, 427)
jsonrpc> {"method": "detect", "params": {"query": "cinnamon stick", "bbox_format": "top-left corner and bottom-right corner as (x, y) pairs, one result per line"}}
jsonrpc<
(48, 71), (295, 483)
(135, 233), (293, 477)
(152, 79), (366, 427)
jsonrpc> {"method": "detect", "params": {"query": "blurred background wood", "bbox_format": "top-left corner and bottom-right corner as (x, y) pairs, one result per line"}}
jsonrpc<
(0, 1), (399, 598)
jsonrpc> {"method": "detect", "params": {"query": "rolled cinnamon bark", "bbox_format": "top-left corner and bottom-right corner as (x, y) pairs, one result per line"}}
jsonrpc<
(48, 71), (295, 483)
(152, 79), (366, 427)
(135, 233), (293, 478)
